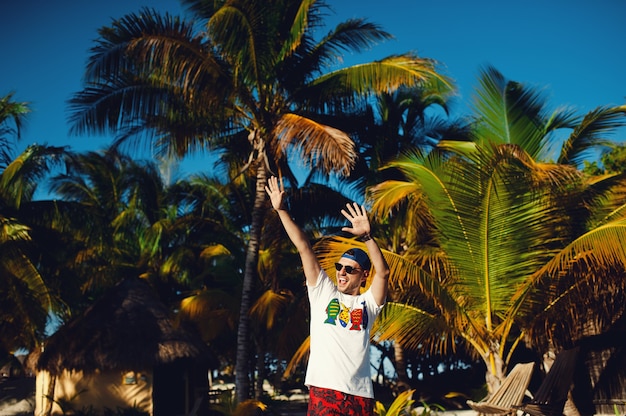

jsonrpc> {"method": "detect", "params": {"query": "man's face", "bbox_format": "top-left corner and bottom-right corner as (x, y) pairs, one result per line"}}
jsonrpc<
(335, 259), (368, 295)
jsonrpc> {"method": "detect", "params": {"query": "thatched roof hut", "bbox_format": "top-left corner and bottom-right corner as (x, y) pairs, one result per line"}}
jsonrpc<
(34, 278), (217, 416)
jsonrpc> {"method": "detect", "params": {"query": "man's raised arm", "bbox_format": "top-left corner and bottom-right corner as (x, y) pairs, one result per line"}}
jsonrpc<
(265, 176), (321, 286)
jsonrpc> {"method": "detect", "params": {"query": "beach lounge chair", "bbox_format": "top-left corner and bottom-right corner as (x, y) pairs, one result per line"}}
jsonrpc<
(467, 361), (535, 415)
(516, 346), (580, 416)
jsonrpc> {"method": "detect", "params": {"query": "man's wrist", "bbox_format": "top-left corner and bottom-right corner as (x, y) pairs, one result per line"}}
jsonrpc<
(360, 233), (372, 242)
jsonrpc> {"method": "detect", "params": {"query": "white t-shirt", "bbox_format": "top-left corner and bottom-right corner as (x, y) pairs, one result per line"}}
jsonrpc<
(304, 269), (384, 398)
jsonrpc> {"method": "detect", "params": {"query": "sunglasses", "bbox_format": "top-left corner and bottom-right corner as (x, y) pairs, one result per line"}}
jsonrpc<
(334, 263), (362, 274)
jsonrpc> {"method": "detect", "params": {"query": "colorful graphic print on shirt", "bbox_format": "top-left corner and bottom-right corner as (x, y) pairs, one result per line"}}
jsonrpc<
(324, 298), (368, 330)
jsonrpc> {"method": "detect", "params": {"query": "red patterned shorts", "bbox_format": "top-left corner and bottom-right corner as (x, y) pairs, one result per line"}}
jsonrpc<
(307, 386), (374, 416)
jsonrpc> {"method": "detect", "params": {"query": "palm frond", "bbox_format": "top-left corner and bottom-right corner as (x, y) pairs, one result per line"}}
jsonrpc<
(179, 289), (239, 340)
(0, 145), (66, 209)
(274, 113), (357, 175)
(280, 15), (396, 97)
(533, 217), (626, 281)
(209, 2), (263, 87)
(88, 8), (201, 82)
(249, 289), (293, 330)
(71, 9), (232, 145)
(1, 246), (53, 312)
(374, 150), (454, 212)
(471, 65), (550, 158)
(0, 93), (30, 165)
(200, 244), (232, 258)
(68, 73), (170, 136)
(509, 216), (626, 330)
(307, 53), (452, 105)
(558, 105), (626, 166)
(179, 0), (225, 20)
(376, 388), (415, 416)
(283, 336), (310, 377)
(374, 302), (453, 353)
(0, 93), (30, 131)
(304, 18), (394, 71)
(442, 145), (569, 311)
(277, 0), (317, 59)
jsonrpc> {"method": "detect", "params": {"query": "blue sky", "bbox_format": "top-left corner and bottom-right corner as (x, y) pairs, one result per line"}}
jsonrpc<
(1, 0), (625, 180)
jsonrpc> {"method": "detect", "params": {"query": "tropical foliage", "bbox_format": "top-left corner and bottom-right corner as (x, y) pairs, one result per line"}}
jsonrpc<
(321, 66), (626, 396)
(0, 94), (67, 354)
(374, 388), (415, 416)
(67, 0), (451, 401)
(2, 1), (626, 412)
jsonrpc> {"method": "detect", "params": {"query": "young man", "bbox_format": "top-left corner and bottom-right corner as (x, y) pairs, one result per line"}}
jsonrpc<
(265, 176), (390, 416)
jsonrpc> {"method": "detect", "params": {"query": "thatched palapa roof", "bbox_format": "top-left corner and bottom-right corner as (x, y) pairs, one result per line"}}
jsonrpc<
(35, 278), (215, 375)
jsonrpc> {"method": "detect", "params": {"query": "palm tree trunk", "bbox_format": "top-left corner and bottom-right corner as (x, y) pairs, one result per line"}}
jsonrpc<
(235, 153), (268, 403)
(44, 373), (57, 416)
(255, 341), (266, 400)
(393, 342), (412, 392)
(484, 349), (505, 397)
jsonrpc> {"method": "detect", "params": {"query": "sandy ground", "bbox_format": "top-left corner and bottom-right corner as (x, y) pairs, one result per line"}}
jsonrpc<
(0, 377), (481, 416)
(1, 379), (621, 416)
(0, 377), (476, 416)
(0, 400), (33, 416)
(0, 378), (35, 416)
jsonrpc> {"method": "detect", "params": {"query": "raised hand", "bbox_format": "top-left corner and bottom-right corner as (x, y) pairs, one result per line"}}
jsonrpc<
(340, 202), (371, 237)
(265, 176), (286, 211)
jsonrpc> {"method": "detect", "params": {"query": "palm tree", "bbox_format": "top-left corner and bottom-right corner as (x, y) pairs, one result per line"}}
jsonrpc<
(0, 92), (29, 165)
(48, 149), (185, 304)
(174, 174), (250, 374)
(48, 148), (215, 301)
(48, 148), (158, 296)
(0, 94), (65, 353)
(67, 0), (452, 401)
(317, 66), (626, 397)
(47, 148), (252, 383)
(0, 146), (62, 353)
(344, 84), (467, 189)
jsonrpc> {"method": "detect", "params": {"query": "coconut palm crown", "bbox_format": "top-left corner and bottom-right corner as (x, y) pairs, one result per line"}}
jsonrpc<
(1, 94), (67, 352)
